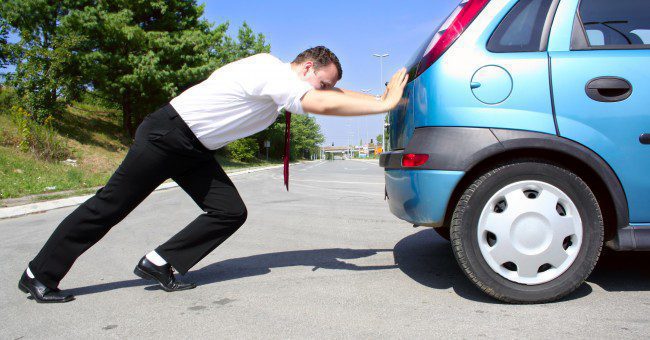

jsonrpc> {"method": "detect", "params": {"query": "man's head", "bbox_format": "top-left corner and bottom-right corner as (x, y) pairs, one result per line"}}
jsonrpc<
(292, 46), (342, 90)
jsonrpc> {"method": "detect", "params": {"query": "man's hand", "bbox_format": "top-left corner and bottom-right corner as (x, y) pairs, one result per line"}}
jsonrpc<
(381, 68), (409, 110)
(301, 67), (409, 116)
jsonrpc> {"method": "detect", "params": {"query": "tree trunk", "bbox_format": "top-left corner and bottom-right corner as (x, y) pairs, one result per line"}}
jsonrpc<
(122, 94), (134, 138)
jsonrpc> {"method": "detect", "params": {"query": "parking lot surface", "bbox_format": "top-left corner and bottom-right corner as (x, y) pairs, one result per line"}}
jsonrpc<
(1, 160), (649, 339)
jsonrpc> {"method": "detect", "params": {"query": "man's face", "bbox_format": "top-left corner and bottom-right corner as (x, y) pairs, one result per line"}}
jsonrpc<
(299, 61), (339, 90)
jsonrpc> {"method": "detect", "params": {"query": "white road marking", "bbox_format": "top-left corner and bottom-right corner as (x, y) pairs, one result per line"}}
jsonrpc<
(299, 160), (327, 171)
(349, 159), (380, 165)
(292, 179), (384, 185)
(270, 174), (383, 186)
(291, 182), (384, 197)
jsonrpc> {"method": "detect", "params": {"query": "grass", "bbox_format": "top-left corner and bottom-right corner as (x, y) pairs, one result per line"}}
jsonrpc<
(0, 102), (282, 203)
(0, 103), (128, 200)
(0, 145), (111, 199)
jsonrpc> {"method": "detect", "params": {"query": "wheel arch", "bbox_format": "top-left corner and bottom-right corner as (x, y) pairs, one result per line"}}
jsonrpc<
(440, 129), (629, 245)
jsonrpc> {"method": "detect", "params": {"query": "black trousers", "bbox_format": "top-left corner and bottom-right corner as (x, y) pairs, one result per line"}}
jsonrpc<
(29, 104), (247, 289)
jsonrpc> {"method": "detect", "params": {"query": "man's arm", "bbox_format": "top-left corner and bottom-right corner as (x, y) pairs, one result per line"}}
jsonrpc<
(300, 90), (388, 116)
(301, 68), (408, 116)
(334, 88), (378, 100)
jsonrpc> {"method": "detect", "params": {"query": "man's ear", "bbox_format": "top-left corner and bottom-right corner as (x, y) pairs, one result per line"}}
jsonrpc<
(302, 61), (314, 76)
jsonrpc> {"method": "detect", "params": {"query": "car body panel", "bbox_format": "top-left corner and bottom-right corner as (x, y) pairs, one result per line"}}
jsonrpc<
(381, 126), (631, 231)
(382, 0), (649, 248)
(546, 0), (579, 52)
(615, 224), (650, 250)
(388, 82), (415, 150)
(389, 0), (556, 150)
(547, 0), (649, 222)
(550, 49), (650, 222)
(385, 169), (464, 226)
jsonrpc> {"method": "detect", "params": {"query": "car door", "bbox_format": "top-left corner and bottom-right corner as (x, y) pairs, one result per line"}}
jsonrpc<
(548, 0), (650, 223)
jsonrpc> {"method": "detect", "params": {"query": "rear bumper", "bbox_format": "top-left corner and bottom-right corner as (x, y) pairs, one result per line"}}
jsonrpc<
(380, 126), (493, 226)
(384, 169), (464, 227)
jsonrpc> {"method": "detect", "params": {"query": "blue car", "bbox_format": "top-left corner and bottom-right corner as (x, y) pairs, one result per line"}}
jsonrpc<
(380, 0), (649, 303)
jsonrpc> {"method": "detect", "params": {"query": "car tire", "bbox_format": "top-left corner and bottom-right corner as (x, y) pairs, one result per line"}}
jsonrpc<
(450, 161), (604, 303)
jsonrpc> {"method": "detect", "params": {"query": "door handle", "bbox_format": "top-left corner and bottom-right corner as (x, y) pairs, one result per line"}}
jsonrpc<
(585, 77), (632, 102)
(641, 134), (650, 145)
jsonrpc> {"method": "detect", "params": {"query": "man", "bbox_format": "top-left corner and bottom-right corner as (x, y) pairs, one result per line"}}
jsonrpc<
(19, 46), (408, 303)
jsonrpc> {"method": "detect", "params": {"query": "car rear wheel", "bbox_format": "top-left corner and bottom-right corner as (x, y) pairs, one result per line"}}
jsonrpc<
(450, 161), (604, 303)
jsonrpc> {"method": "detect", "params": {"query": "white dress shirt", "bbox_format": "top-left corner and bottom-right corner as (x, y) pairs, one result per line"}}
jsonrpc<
(170, 53), (314, 150)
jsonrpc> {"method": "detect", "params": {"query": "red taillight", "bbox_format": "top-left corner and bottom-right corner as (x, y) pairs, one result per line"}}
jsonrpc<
(402, 154), (429, 167)
(416, 0), (490, 77)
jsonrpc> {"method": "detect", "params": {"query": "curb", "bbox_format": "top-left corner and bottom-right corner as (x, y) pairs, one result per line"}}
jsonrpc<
(0, 163), (295, 220)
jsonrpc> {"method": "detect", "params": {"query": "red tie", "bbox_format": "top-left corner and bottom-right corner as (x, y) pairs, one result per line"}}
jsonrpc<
(283, 111), (291, 191)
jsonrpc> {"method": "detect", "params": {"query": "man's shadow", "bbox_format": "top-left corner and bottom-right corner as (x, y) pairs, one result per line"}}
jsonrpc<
(67, 248), (397, 296)
(67, 229), (650, 302)
(189, 248), (397, 285)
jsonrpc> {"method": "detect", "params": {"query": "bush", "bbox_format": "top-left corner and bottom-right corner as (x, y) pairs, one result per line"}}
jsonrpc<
(225, 137), (258, 162)
(0, 86), (19, 115)
(77, 91), (120, 111)
(10, 106), (72, 162)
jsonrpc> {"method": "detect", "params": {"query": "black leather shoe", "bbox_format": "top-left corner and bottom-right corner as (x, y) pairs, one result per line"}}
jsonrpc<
(133, 257), (196, 292)
(18, 271), (74, 303)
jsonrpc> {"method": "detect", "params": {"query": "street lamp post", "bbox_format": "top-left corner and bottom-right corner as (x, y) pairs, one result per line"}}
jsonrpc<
(373, 53), (389, 153)
(345, 123), (351, 159)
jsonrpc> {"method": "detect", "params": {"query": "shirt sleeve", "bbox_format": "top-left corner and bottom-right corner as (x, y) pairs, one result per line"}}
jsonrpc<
(260, 67), (314, 115)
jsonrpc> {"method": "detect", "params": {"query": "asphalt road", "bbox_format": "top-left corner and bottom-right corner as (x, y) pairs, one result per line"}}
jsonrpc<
(1, 160), (649, 339)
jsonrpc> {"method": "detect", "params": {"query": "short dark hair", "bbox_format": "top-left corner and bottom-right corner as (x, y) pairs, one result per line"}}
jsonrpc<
(292, 46), (343, 80)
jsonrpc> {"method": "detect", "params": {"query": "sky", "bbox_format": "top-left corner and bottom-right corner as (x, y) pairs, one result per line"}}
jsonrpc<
(201, 0), (459, 146)
(1, 0), (460, 147)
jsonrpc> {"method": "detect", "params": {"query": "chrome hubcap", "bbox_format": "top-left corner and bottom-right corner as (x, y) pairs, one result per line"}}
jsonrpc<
(477, 181), (582, 285)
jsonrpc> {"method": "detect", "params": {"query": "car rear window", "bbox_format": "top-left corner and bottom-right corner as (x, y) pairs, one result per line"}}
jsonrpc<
(578, 0), (650, 48)
(487, 0), (555, 53)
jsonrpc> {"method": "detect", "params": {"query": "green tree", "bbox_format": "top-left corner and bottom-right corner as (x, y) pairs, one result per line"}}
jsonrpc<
(225, 137), (258, 162)
(247, 111), (324, 161)
(226, 22), (270, 63)
(291, 113), (325, 159)
(0, 14), (9, 69)
(64, 1), (269, 136)
(1, 0), (87, 123)
(2, 0), (270, 135)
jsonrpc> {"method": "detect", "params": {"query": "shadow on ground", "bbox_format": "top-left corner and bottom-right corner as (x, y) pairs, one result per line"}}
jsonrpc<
(588, 248), (650, 292)
(394, 229), (650, 303)
(67, 248), (397, 296)
(66, 229), (650, 302)
(392, 229), (592, 303)
(189, 248), (397, 285)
